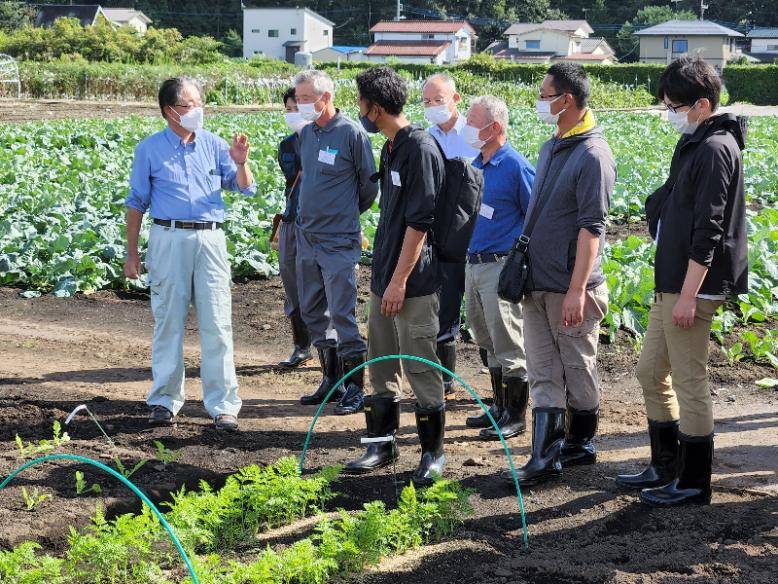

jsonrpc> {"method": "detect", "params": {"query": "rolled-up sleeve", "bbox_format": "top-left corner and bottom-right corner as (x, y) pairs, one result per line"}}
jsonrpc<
(125, 143), (151, 213)
(575, 145), (614, 236)
(690, 142), (734, 267)
(404, 144), (443, 231)
(217, 137), (257, 196)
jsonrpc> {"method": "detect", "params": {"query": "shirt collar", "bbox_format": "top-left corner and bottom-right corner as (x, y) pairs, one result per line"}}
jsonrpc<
(431, 110), (466, 136)
(315, 109), (342, 133)
(473, 141), (510, 169)
(164, 126), (197, 149)
(560, 109), (596, 139)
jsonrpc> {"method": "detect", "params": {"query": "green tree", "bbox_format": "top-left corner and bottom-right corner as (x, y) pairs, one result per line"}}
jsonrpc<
(221, 29), (242, 58)
(0, 0), (34, 32)
(616, 5), (697, 61)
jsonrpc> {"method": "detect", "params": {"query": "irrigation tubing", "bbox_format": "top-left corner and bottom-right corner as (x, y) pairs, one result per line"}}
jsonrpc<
(298, 353), (530, 549)
(0, 454), (200, 584)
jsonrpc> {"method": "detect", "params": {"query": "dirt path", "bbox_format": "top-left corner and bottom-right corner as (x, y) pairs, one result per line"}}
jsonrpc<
(0, 279), (776, 583)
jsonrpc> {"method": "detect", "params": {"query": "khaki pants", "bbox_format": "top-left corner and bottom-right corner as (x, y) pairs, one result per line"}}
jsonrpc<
(465, 259), (526, 378)
(636, 293), (722, 436)
(367, 292), (444, 409)
(522, 283), (608, 411)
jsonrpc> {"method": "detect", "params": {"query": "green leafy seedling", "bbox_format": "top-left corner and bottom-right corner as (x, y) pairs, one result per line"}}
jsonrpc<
(74, 471), (102, 496)
(153, 440), (181, 466)
(21, 487), (51, 512)
(15, 420), (71, 459)
(113, 457), (147, 480)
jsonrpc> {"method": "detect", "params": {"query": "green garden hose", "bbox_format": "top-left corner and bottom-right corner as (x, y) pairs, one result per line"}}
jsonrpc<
(0, 454), (200, 584)
(298, 354), (530, 549)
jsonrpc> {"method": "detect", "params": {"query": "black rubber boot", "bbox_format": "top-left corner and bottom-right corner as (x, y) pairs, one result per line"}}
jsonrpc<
(334, 354), (366, 415)
(344, 396), (401, 474)
(279, 314), (313, 368)
(640, 433), (714, 507)
(479, 347), (489, 368)
(559, 407), (599, 467)
(412, 403), (446, 487)
(466, 367), (503, 428)
(437, 341), (457, 398)
(501, 408), (566, 487)
(300, 347), (343, 405)
(480, 376), (528, 440)
(616, 419), (679, 489)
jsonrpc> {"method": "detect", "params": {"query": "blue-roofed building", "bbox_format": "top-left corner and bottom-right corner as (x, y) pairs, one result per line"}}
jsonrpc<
(312, 45), (368, 62)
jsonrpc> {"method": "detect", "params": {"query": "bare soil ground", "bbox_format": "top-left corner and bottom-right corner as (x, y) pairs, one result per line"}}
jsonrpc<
(0, 274), (776, 584)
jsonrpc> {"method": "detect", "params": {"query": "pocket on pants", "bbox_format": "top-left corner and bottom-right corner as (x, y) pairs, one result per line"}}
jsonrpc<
(405, 321), (438, 374)
(559, 318), (598, 370)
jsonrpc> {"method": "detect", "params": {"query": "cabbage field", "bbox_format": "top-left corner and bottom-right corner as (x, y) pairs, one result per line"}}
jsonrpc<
(0, 108), (776, 365)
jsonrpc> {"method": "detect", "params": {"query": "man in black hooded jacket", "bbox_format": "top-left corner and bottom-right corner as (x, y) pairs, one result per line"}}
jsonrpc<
(616, 57), (748, 507)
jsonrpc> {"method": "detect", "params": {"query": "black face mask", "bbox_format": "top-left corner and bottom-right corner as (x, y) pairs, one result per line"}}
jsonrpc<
(359, 112), (379, 134)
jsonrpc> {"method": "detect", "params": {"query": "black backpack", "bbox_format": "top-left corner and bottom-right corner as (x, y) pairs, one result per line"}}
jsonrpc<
(428, 133), (484, 263)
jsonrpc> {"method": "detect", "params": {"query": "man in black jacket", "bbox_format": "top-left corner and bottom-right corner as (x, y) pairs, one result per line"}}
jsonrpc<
(342, 66), (447, 487)
(616, 57), (748, 507)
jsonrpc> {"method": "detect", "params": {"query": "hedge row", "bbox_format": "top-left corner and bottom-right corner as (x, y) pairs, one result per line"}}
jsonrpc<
(723, 65), (778, 106)
(320, 61), (667, 93)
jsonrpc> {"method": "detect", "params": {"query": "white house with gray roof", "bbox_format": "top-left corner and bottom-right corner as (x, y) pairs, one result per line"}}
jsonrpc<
(747, 28), (778, 62)
(635, 20), (743, 71)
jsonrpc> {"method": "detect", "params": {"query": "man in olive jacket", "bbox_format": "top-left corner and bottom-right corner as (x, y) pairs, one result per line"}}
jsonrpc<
(616, 57), (748, 507)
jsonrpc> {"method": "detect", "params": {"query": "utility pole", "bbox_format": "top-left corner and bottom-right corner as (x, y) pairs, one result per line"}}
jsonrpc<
(700, 0), (709, 20)
(395, 0), (403, 22)
(670, 0), (683, 12)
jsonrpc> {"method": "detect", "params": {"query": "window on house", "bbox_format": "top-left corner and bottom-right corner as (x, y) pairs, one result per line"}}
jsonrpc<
(291, 28), (297, 35)
(672, 39), (688, 53)
(251, 29), (260, 34)
(268, 29), (279, 38)
(664, 36), (668, 49)
(525, 40), (540, 49)
(768, 44), (778, 51)
(323, 29), (329, 36)
(422, 33), (435, 40)
(254, 50), (263, 55)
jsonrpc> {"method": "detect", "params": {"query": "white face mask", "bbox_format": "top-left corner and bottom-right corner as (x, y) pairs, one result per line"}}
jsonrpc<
(667, 100), (701, 135)
(297, 96), (323, 122)
(284, 112), (309, 133)
(424, 103), (453, 126)
(535, 95), (566, 125)
(171, 106), (204, 132)
(462, 123), (492, 150)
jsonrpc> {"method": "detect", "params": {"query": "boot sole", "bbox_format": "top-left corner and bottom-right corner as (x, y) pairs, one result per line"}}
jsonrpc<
(300, 394), (344, 406)
(343, 458), (399, 475)
(278, 357), (313, 368)
(333, 405), (364, 415)
(640, 494), (711, 507)
(479, 428), (527, 440)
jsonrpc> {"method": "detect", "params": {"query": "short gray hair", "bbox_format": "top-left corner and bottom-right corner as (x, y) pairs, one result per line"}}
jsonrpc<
(423, 73), (456, 94)
(158, 77), (202, 117)
(470, 95), (509, 131)
(294, 69), (335, 97)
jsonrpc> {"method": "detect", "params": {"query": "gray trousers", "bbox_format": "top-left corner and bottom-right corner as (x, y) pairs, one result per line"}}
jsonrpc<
(296, 226), (366, 358)
(145, 223), (241, 418)
(465, 259), (527, 378)
(522, 283), (608, 411)
(367, 292), (444, 409)
(278, 222), (301, 318)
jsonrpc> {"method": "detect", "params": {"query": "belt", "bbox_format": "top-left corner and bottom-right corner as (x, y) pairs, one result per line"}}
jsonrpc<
(153, 219), (223, 230)
(467, 252), (507, 264)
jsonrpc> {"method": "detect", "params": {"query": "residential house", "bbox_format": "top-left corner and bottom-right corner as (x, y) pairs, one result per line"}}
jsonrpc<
(243, 7), (334, 62)
(365, 20), (477, 65)
(34, 4), (107, 28)
(746, 28), (778, 63)
(487, 20), (616, 64)
(634, 20), (743, 71)
(312, 45), (368, 63)
(102, 8), (153, 35)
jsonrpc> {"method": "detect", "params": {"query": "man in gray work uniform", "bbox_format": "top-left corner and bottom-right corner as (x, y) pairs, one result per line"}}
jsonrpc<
(294, 69), (378, 415)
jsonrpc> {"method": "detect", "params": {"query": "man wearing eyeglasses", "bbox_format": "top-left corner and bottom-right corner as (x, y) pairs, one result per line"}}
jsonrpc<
(501, 63), (614, 487)
(422, 73), (479, 401)
(124, 77), (256, 431)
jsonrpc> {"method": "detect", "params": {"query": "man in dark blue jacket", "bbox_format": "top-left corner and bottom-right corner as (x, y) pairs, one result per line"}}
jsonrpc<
(617, 57), (748, 507)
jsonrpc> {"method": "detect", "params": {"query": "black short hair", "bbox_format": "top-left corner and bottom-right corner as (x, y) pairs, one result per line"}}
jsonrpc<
(158, 77), (201, 119)
(282, 86), (296, 105)
(658, 57), (721, 111)
(546, 63), (590, 108)
(355, 66), (407, 116)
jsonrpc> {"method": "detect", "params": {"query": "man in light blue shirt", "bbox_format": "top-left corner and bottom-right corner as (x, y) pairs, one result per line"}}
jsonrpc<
(423, 73), (478, 400)
(124, 77), (257, 431)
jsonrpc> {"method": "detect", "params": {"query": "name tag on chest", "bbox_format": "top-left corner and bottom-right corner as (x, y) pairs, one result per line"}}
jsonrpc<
(318, 148), (338, 165)
(390, 171), (402, 187)
(479, 203), (495, 220)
